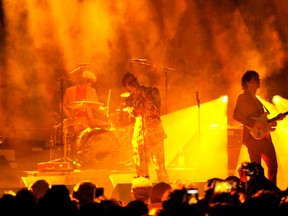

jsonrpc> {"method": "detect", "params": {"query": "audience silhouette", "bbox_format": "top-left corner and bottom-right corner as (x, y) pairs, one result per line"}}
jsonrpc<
(1, 161), (288, 215)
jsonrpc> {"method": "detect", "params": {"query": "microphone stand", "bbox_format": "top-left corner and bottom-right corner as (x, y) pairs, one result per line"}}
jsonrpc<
(45, 73), (68, 169)
(142, 115), (149, 178)
(48, 73), (69, 164)
(196, 91), (201, 172)
(164, 69), (168, 114)
(50, 66), (84, 165)
(131, 59), (175, 114)
(196, 91), (200, 142)
(136, 88), (149, 178)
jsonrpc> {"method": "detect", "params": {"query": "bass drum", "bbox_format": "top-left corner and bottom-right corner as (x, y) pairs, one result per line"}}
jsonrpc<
(75, 128), (120, 169)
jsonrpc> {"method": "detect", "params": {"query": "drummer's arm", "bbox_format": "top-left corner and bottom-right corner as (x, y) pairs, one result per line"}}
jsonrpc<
(89, 88), (99, 102)
(85, 88), (99, 120)
(86, 107), (96, 121)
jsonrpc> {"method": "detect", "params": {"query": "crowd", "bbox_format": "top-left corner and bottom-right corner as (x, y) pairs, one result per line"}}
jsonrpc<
(1, 161), (288, 216)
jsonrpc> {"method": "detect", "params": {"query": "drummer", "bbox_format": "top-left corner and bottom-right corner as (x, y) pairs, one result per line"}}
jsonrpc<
(63, 70), (104, 135)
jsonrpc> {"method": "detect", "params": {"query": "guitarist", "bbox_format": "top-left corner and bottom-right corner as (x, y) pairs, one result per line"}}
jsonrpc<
(233, 70), (285, 185)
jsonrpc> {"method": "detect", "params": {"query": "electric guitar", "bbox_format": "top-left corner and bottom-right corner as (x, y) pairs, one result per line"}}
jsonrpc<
(246, 111), (288, 140)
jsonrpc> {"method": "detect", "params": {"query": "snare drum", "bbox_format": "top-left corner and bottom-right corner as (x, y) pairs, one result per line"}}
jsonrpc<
(75, 128), (120, 167)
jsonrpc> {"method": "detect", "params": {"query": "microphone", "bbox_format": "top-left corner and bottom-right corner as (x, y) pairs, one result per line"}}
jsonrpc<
(131, 58), (148, 62)
(78, 63), (90, 66)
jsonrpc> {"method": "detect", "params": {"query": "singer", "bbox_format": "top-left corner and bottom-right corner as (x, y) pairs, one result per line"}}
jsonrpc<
(122, 72), (169, 182)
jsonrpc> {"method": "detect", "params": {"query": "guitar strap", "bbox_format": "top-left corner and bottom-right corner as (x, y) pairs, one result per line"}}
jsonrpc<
(261, 101), (270, 114)
(256, 97), (270, 114)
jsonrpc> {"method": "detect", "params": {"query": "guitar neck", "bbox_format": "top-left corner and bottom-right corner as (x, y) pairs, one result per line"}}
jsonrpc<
(268, 112), (288, 123)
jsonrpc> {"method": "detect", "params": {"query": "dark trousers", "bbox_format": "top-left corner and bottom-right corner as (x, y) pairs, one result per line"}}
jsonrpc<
(245, 134), (278, 185)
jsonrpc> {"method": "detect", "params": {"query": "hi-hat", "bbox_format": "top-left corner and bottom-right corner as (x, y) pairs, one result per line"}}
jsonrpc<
(66, 101), (104, 109)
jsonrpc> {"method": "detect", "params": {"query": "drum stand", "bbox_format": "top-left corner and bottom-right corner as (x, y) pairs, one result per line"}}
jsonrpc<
(46, 116), (81, 171)
(61, 119), (81, 168)
(48, 117), (61, 162)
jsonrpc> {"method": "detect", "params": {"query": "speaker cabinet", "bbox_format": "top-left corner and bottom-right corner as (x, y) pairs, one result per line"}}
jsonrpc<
(111, 183), (133, 203)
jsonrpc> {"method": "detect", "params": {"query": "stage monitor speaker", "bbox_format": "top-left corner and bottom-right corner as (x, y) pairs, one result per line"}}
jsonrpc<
(21, 174), (68, 187)
(111, 183), (133, 203)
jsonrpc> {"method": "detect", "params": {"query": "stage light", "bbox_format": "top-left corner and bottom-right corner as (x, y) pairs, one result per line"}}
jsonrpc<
(221, 95), (228, 103)
(273, 95), (281, 104)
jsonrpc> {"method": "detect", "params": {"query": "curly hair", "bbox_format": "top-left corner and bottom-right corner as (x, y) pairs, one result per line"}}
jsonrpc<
(82, 70), (97, 83)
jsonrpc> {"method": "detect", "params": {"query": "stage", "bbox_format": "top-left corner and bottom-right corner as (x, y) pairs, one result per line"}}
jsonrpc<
(0, 125), (244, 200)
(0, 164), (208, 203)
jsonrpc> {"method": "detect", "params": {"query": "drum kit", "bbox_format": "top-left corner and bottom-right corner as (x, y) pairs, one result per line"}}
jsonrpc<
(49, 95), (133, 170)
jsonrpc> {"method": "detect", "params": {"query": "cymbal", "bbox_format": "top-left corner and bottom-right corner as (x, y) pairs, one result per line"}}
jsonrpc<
(120, 92), (130, 98)
(65, 101), (104, 109)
